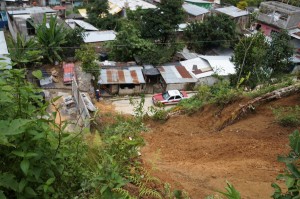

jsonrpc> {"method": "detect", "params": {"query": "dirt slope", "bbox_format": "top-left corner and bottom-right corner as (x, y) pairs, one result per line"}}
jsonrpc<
(141, 94), (300, 199)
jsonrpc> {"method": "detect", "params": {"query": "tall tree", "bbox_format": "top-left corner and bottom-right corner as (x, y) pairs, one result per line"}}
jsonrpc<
(128, 0), (185, 43)
(106, 21), (154, 62)
(266, 30), (294, 73)
(231, 32), (269, 88)
(184, 14), (237, 54)
(87, 0), (118, 30)
(36, 15), (66, 64)
(62, 27), (85, 58)
(8, 34), (43, 68)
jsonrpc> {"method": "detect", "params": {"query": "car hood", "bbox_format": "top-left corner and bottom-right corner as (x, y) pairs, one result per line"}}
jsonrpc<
(152, 93), (164, 101)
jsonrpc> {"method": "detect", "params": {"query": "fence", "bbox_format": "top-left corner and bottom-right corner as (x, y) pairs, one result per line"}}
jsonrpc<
(72, 77), (91, 129)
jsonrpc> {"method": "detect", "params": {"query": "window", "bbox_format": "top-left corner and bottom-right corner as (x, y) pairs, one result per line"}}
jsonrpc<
(162, 92), (170, 100)
(120, 84), (135, 89)
(168, 97), (175, 101)
(175, 95), (182, 100)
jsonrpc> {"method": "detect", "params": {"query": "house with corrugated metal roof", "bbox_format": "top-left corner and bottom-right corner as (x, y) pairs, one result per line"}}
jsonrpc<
(98, 66), (146, 95)
(157, 63), (197, 91)
(6, 7), (67, 41)
(214, 6), (249, 30)
(182, 2), (209, 22)
(180, 56), (236, 86)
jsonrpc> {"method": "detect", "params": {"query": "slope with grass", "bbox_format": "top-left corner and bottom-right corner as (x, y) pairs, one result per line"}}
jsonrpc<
(141, 93), (300, 198)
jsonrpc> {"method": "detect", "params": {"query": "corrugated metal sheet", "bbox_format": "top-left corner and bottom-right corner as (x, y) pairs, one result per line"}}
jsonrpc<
(73, 20), (98, 31)
(83, 31), (116, 43)
(7, 7), (56, 15)
(199, 55), (236, 76)
(0, 31), (9, 55)
(109, 2), (122, 14)
(158, 65), (197, 84)
(99, 67), (146, 84)
(215, 6), (248, 18)
(183, 3), (209, 16)
(78, 9), (87, 18)
(180, 57), (214, 79)
(289, 28), (300, 40)
(185, 0), (213, 3)
(109, 0), (156, 10)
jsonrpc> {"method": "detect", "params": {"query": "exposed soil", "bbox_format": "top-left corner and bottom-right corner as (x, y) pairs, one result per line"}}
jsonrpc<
(141, 94), (300, 199)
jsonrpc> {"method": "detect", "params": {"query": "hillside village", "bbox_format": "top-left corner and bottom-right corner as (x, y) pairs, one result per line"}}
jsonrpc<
(1, 0), (300, 198)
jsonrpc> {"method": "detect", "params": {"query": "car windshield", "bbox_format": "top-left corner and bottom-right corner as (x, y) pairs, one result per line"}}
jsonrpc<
(162, 92), (170, 100)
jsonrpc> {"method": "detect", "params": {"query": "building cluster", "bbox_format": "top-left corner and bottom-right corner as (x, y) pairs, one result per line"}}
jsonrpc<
(0, 0), (300, 95)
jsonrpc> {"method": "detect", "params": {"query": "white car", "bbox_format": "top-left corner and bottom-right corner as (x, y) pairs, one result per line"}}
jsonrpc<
(152, 90), (188, 105)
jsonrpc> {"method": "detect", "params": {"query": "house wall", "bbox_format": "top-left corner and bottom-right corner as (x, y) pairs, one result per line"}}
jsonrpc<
(258, 23), (279, 36)
(119, 84), (144, 95)
(187, 14), (204, 23)
(196, 76), (218, 86)
(166, 83), (194, 91)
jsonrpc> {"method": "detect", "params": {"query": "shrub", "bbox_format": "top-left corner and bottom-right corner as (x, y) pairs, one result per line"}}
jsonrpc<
(176, 96), (204, 115)
(245, 77), (294, 98)
(148, 103), (169, 121)
(271, 105), (300, 127)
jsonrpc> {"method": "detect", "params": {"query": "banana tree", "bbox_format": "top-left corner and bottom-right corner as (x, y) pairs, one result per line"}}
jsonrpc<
(35, 15), (66, 64)
(7, 34), (43, 68)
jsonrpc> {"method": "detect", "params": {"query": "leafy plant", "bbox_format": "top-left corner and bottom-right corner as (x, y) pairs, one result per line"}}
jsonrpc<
(272, 130), (300, 198)
(272, 106), (300, 127)
(0, 68), (92, 198)
(148, 103), (169, 121)
(36, 15), (66, 64)
(206, 181), (241, 199)
(75, 44), (99, 87)
(7, 34), (43, 68)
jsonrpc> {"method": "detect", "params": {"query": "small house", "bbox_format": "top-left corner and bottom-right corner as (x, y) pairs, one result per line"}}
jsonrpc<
(98, 66), (146, 95)
(157, 64), (197, 91)
(182, 3), (209, 22)
(214, 6), (249, 31)
(256, 1), (300, 36)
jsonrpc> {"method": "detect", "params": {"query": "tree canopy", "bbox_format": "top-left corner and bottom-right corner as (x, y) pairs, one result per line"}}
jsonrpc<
(231, 30), (293, 88)
(87, 0), (119, 30)
(184, 14), (237, 54)
(128, 0), (185, 43)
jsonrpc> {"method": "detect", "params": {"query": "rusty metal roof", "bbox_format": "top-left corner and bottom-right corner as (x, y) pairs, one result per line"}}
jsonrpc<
(99, 67), (146, 85)
(158, 65), (197, 84)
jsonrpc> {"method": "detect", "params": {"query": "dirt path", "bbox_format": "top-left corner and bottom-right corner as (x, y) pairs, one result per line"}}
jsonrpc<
(141, 94), (300, 198)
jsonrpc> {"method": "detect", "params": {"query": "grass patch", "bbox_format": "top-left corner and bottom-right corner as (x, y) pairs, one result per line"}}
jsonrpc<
(246, 77), (294, 98)
(272, 105), (300, 127)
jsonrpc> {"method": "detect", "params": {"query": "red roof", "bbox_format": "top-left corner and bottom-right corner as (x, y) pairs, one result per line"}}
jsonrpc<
(52, 6), (66, 10)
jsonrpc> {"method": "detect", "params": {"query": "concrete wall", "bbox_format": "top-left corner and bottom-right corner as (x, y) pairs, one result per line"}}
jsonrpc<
(258, 23), (279, 36)
(119, 84), (144, 95)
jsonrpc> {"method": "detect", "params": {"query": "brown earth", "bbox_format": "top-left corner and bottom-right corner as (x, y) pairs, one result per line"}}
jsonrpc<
(141, 94), (300, 199)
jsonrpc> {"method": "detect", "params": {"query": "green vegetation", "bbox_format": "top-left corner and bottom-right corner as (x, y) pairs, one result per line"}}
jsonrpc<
(62, 27), (85, 58)
(7, 34), (43, 68)
(148, 103), (169, 121)
(0, 68), (190, 198)
(176, 80), (240, 115)
(184, 14), (237, 54)
(206, 181), (241, 199)
(75, 44), (99, 87)
(245, 76), (294, 98)
(36, 15), (66, 64)
(231, 31), (293, 88)
(272, 130), (300, 198)
(272, 106), (300, 127)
